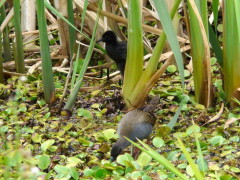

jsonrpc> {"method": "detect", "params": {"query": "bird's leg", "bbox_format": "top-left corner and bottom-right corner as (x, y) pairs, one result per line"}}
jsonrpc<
(106, 68), (110, 81)
(130, 144), (133, 155)
(100, 68), (103, 78)
(130, 145), (141, 160)
(133, 147), (141, 160)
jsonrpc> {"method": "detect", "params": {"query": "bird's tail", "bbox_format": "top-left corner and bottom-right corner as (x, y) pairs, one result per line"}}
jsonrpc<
(143, 95), (160, 113)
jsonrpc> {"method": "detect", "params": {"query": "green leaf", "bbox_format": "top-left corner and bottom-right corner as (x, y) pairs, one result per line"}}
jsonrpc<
(152, 0), (185, 88)
(54, 165), (69, 177)
(91, 103), (100, 109)
(4, 150), (23, 167)
(37, 99), (46, 107)
(123, 0), (144, 105)
(208, 136), (226, 146)
(152, 137), (165, 148)
(131, 171), (142, 178)
(117, 153), (134, 167)
(212, 0), (219, 28)
(167, 65), (177, 73)
(32, 133), (42, 143)
(63, 123), (73, 131)
(196, 158), (208, 172)
(142, 174), (152, 180)
(36, 0), (55, 103)
(219, 175), (236, 180)
(186, 165), (194, 177)
(0, 125), (8, 133)
(69, 167), (79, 180)
(38, 155), (50, 170)
(94, 168), (107, 179)
(137, 152), (152, 167)
(41, 139), (55, 152)
(77, 108), (93, 119)
(91, 90), (101, 97)
(0, 0), (7, 8)
(167, 105), (182, 130)
(184, 70), (191, 78)
(177, 138), (204, 180)
(67, 157), (83, 167)
(17, 104), (27, 112)
(63, 0), (102, 111)
(83, 169), (94, 177)
(102, 129), (116, 141)
(186, 125), (201, 135)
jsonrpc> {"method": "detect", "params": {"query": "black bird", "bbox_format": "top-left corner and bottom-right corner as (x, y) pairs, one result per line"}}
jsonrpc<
(97, 31), (127, 76)
(110, 96), (160, 160)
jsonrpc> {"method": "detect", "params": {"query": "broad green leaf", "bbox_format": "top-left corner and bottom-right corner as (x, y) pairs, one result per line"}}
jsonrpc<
(94, 168), (107, 179)
(77, 108), (93, 119)
(38, 155), (50, 170)
(32, 133), (42, 143)
(69, 167), (79, 180)
(41, 139), (55, 152)
(167, 65), (177, 73)
(67, 157), (83, 167)
(208, 136), (226, 146)
(63, 123), (73, 131)
(102, 129), (116, 141)
(186, 125), (201, 135)
(137, 152), (152, 167)
(152, 137), (165, 148)
(54, 165), (69, 176)
(83, 169), (94, 177)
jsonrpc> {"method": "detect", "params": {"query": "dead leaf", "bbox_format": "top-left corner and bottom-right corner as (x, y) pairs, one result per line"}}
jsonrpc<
(204, 103), (224, 125)
(224, 117), (240, 129)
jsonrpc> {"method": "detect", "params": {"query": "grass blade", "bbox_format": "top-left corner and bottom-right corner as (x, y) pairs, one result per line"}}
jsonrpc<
(167, 105), (182, 130)
(223, 0), (240, 105)
(187, 0), (212, 107)
(152, 0), (185, 89)
(194, 134), (208, 174)
(67, 0), (76, 57)
(0, 32), (3, 83)
(80, 0), (88, 32)
(36, 0), (55, 103)
(212, 0), (219, 29)
(177, 137), (204, 180)
(235, 0), (240, 36)
(44, 0), (104, 52)
(126, 138), (188, 180)
(208, 22), (223, 67)
(0, 5), (12, 62)
(0, 0), (7, 8)
(13, 0), (25, 73)
(70, 44), (81, 90)
(63, 0), (102, 111)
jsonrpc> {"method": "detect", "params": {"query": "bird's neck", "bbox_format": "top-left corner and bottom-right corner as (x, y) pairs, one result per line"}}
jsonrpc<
(115, 137), (131, 149)
(107, 40), (118, 46)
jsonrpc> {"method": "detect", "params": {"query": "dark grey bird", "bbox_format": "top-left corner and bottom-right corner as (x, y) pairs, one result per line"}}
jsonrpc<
(110, 96), (160, 160)
(97, 31), (127, 76)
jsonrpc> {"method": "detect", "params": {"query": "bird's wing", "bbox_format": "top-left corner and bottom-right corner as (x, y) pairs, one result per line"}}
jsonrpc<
(129, 122), (153, 141)
(116, 42), (127, 61)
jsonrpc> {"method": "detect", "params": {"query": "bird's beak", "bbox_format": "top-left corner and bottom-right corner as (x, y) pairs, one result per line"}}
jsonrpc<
(96, 38), (103, 43)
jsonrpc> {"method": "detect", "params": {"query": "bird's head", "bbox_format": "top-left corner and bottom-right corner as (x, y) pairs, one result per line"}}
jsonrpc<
(97, 31), (117, 44)
(110, 143), (122, 161)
